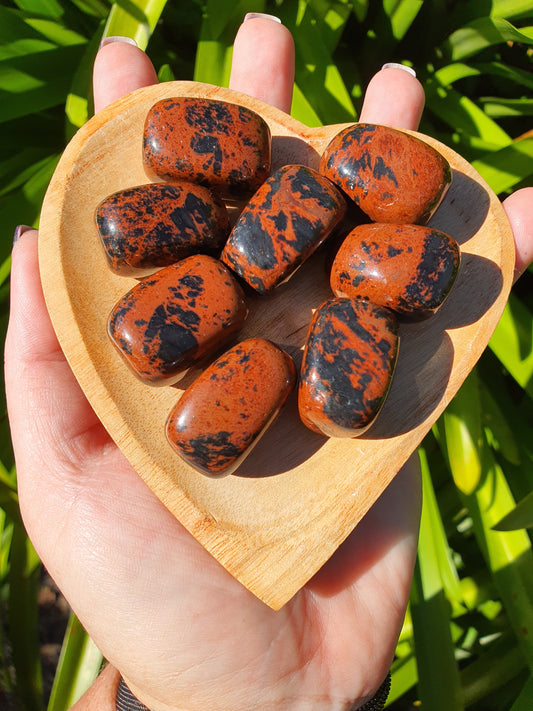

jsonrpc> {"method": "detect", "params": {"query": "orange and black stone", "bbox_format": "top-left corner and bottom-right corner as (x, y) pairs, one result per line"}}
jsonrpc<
(298, 298), (399, 437)
(108, 254), (248, 385)
(320, 123), (452, 224)
(331, 223), (461, 319)
(143, 97), (271, 199)
(221, 164), (346, 293)
(95, 182), (229, 276)
(166, 338), (296, 476)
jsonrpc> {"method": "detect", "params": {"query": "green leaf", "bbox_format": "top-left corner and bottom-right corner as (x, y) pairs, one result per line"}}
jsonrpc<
(382, 0), (424, 41)
(491, 0), (533, 20)
(425, 79), (511, 148)
(7, 522), (42, 711)
(442, 373), (484, 496)
(472, 138), (533, 194)
(489, 294), (533, 396)
(481, 97), (533, 118)
(510, 675), (533, 710)
(493, 490), (533, 531)
(308, 0), (353, 53)
(0, 43), (88, 123)
(290, 81), (323, 126)
(280, 1), (356, 124)
(445, 17), (533, 62)
(349, 0), (368, 23)
(102, 0), (170, 50)
(47, 614), (103, 711)
(419, 447), (466, 614)
(194, 0), (263, 86)
(65, 25), (102, 136)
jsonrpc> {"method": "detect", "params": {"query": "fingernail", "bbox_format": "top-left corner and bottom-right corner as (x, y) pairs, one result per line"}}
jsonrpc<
(99, 36), (138, 49)
(381, 62), (416, 78)
(244, 12), (281, 23)
(13, 225), (31, 245)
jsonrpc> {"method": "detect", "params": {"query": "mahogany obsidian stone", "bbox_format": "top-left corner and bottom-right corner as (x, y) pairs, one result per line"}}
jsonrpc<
(298, 298), (399, 437)
(319, 123), (452, 224)
(220, 164), (346, 293)
(166, 338), (296, 477)
(143, 97), (271, 199)
(107, 255), (248, 385)
(330, 223), (461, 319)
(95, 182), (229, 276)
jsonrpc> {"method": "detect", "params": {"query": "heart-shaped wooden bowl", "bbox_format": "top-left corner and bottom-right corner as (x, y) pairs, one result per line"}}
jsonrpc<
(39, 81), (514, 610)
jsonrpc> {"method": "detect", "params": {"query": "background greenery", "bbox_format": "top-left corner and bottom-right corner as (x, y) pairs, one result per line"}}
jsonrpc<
(0, 0), (532, 708)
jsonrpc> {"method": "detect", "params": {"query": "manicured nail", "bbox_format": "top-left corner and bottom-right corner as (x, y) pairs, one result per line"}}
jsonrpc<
(244, 12), (281, 23)
(13, 225), (31, 245)
(381, 62), (416, 78)
(99, 35), (138, 49)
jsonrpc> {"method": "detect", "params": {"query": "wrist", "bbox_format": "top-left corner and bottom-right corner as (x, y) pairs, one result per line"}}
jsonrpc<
(113, 672), (391, 711)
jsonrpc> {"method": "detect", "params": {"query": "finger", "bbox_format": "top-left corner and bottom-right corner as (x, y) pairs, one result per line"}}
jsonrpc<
(93, 37), (158, 113)
(502, 187), (533, 281)
(229, 14), (295, 113)
(5, 231), (107, 488)
(359, 64), (425, 131)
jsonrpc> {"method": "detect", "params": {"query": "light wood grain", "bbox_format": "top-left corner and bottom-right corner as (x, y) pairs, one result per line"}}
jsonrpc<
(38, 81), (514, 609)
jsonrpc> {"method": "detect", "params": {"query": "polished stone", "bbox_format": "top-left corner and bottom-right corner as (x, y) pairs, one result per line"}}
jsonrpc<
(298, 298), (399, 437)
(143, 97), (271, 199)
(108, 255), (248, 385)
(330, 223), (460, 319)
(95, 182), (229, 276)
(166, 338), (296, 476)
(221, 164), (346, 293)
(320, 123), (452, 224)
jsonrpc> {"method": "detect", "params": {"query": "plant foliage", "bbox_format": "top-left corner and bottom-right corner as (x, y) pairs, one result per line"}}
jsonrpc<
(0, 1), (532, 708)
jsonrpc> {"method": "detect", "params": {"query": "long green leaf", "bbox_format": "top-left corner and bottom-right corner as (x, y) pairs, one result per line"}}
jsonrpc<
(194, 0), (264, 86)
(102, 0), (169, 50)
(445, 17), (533, 61)
(47, 613), (103, 711)
(493, 490), (533, 531)
(425, 80), (511, 147)
(473, 138), (533, 193)
(440, 371), (533, 670)
(510, 675), (533, 710)
(489, 294), (533, 396)
(7, 520), (42, 711)
(279, 0), (356, 124)
(382, 0), (423, 41)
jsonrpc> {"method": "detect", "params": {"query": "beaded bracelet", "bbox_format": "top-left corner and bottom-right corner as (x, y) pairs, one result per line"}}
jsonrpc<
(116, 672), (391, 711)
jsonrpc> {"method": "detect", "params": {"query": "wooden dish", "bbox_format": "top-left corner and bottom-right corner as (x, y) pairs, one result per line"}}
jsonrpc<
(39, 81), (514, 610)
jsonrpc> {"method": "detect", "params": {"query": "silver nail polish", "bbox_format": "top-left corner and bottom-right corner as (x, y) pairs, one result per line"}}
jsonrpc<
(244, 12), (282, 23)
(13, 225), (31, 245)
(99, 35), (138, 49)
(381, 62), (416, 78)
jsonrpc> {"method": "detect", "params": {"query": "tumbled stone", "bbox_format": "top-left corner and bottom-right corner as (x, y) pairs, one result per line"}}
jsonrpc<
(298, 298), (399, 437)
(330, 223), (460, 319)
(166, 338), (296, 477)
(221, 164), (346, 293)
(143, 97), (271, 199)
(320, 123), (452, 224)
(108, 255), (248, 385)
(95, 182), (229, 276)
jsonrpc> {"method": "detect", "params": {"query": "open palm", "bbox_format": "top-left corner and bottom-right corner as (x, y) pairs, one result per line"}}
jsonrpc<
(6, 16), (532, 711)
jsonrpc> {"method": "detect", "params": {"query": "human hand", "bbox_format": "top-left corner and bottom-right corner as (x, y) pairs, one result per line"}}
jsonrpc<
(6, 14), (533, 711)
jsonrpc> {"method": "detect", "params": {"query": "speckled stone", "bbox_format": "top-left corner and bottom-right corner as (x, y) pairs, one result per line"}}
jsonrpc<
(95, 182), (229, 276)
(143, 97), (271, 199)
(319, 123), (452, 224)
(298, 298), (399, 437)
(108, 255), (248, 385)
(330, 223), (461, 319)
(220, 165), (346, 293)
(166, 338), (296, 476)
